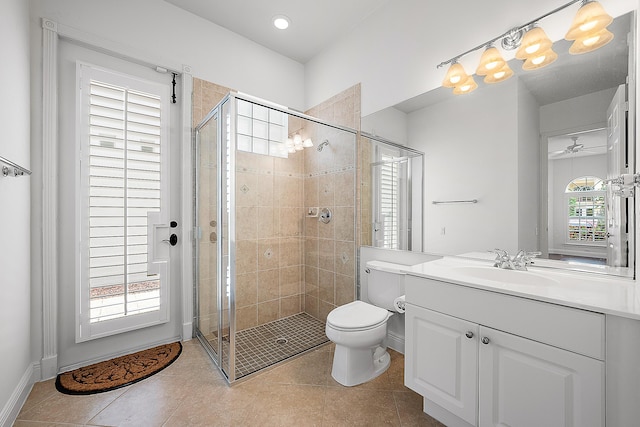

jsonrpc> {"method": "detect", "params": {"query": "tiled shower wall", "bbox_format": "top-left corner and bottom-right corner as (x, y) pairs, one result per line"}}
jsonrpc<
(193, 79), (363, 329)
(303, 84), (361, 321)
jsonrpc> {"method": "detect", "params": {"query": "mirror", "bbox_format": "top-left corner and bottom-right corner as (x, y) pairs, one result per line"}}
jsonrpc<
(361, 11), (635, 277)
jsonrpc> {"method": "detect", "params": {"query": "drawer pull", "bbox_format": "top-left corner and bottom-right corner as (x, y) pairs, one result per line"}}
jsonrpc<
(465, 331), (474, 339)
(482, 337), (490, 345)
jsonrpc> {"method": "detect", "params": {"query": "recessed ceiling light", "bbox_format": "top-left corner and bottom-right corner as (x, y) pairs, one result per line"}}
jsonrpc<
(273, 15), (290, 30)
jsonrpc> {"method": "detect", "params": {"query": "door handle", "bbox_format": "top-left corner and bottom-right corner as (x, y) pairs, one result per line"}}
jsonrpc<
(162, 234), (178, 246)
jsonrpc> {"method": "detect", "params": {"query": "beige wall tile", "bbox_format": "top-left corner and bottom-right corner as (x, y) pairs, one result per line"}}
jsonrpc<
(318, 269), (335, 304)
(281, 295), (302, 318)
(236, 272), (257, 308)
(236, 304), (257, 331)
(304, 266), (319, 298)
(335, 241), (355, 277)
(334, 172), (355, 207)
(258, 269), (280, 303)
(257, 239), (280, 271)
(280, 265), (302, 297)
(317, 239), (335, 271)
(334, 207), (355, 242)
(258, 300), (279, 324)
(236, 206), (258, 240)
(304, 238), (319, 268)
(236, 240), (257, 274)
(335, 273), (355, 306)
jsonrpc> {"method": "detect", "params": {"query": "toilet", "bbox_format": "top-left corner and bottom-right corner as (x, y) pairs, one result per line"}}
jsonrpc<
(325, 260), (407, 386)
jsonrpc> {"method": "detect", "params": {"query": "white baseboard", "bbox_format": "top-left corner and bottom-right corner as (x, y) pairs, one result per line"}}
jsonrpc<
(386, 331), (405, 355)
(58, 335), (182, 374)
(0, 363), (35, 427)
(182, 322), (193, 341)
(40, 355), (58, 381)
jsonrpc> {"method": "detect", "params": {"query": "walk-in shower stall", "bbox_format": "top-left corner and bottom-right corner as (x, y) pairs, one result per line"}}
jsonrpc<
(194, 93), (358, 382)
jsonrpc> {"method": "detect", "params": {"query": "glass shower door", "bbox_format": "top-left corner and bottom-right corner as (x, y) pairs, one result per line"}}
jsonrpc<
(194, 111), (219, 362)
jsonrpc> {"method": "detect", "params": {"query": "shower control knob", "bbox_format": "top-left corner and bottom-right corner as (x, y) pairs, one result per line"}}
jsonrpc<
(481, 337), (490, 345)
(465, 331), (474, 339)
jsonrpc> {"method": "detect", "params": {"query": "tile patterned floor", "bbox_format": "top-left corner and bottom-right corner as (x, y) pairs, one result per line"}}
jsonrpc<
(208, 312), (329, 379)
(15, 341), (446, 426)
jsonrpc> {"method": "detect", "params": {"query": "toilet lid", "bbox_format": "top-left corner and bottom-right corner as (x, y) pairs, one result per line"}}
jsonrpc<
(327, 301), (390, 331)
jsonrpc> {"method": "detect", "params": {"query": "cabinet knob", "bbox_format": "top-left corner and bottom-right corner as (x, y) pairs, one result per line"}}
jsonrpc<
(481, 337), (490, 345)
(465, 331), (474, 339)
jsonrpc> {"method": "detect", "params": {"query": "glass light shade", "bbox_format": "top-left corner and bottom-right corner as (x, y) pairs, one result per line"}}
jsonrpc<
(569, 28), (614, 54)
(302, 138), (314, 148)
(565, 1), (613, 41)
(515, 27), (553, 60)
(453, 76), (478, 95)
(293, 134), (303, 145)
(286, 138), (294, 148)
(522, 48), (558, 70)
(287, 146), (296, 153)
(442, 63), (468, 88)
(476, 47), (506, 76)
(484, 63), (514, 84)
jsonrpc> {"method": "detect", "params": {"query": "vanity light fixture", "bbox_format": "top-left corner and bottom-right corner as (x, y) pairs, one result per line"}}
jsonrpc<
(442, 62), (469, 88)
(437, 0), (614, 94)
(452, 75), (478, 95)
(483, 62), (514, 84)
(476, 46), (506, 76)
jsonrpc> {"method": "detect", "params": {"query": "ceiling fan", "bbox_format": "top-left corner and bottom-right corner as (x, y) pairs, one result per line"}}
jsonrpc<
(549, 136), (605, 158)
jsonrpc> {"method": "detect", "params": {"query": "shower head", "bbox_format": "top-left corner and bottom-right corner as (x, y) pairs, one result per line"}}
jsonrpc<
(317, 140), (329, 152)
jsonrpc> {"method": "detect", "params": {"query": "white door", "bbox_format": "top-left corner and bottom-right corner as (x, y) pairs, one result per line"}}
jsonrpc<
(478, 327), (604, 427)
(405, 305), (478, 426)
(606, 84), (628, 267)
(58, 40), (182, 358)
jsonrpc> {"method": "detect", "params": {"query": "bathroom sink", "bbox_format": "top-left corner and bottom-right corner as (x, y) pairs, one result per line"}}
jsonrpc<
(454, 266), (560, 287)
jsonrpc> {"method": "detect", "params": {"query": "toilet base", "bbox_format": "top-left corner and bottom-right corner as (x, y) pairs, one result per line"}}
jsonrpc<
(331, 345), (391, 387)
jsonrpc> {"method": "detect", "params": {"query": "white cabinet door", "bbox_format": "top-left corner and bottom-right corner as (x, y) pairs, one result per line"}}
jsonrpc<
(405, 304), (479, 426)
(478, 326), (604, 427)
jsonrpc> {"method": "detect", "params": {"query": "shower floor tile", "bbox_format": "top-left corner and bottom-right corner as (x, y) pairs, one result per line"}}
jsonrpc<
(208, 312), (329, 379)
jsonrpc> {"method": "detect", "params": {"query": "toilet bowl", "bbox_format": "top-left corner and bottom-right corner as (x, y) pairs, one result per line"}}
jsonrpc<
(325, 260), (408, 387)
(326, 300), (392, 386)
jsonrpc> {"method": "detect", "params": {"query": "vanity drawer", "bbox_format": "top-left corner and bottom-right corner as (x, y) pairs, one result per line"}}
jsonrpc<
(405, 276), (605, 360)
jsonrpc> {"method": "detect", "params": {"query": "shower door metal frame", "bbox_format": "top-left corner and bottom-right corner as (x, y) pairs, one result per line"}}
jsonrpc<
(363, 132), (425, 252)
(194, 91), (358, 383)
(193, 103), (222, 367)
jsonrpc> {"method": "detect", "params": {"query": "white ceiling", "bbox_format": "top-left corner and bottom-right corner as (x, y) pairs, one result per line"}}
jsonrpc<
(163, 0), (389, 63)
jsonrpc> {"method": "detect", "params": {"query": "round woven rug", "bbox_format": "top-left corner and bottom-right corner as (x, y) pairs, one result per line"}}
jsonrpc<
(55, 341), (182, 395)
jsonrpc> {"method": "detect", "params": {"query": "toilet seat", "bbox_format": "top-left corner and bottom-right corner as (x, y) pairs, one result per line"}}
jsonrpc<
(327, 300), (391, 332)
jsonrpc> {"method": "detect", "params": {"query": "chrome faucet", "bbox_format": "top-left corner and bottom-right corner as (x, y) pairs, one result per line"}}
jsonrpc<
(512, 250), (542, 271)
(491, 249), (515, 270)
(490, 249), (541, 271)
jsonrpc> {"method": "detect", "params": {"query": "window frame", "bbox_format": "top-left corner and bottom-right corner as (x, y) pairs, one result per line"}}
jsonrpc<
(564, 176), (607, 247)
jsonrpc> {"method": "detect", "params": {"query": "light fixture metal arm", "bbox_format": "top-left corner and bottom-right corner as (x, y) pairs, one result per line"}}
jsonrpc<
(437, 0), (583, 69)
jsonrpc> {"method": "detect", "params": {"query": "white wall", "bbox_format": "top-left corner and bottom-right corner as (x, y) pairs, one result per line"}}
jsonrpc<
(1, 0), (32, 423)
(540, 88), (617, 135)
(360, 106), (408, 144)
(407, 79), (521, 255)
(306, 0), (637, 117)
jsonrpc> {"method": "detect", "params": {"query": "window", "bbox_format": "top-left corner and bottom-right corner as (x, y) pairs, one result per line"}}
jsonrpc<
(76, 63), (170, 341)
(565, 176), (606, 245)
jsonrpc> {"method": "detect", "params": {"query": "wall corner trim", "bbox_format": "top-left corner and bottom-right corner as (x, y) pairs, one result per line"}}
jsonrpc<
(41, 17), (59, 379)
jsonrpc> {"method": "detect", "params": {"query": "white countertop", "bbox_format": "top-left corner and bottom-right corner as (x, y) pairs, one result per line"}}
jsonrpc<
(404, 255), (640, 320)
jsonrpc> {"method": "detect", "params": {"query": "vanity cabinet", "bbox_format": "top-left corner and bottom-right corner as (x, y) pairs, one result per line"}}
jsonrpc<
(405, 275), (605, 427)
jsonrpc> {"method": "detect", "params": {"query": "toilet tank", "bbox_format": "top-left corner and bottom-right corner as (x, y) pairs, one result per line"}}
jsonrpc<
(366, 261), (408, 311)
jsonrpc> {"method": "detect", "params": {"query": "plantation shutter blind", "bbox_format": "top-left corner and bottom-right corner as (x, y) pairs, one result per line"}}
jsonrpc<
(77, 63), (170, 341)
(379, 153), (399, 249)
